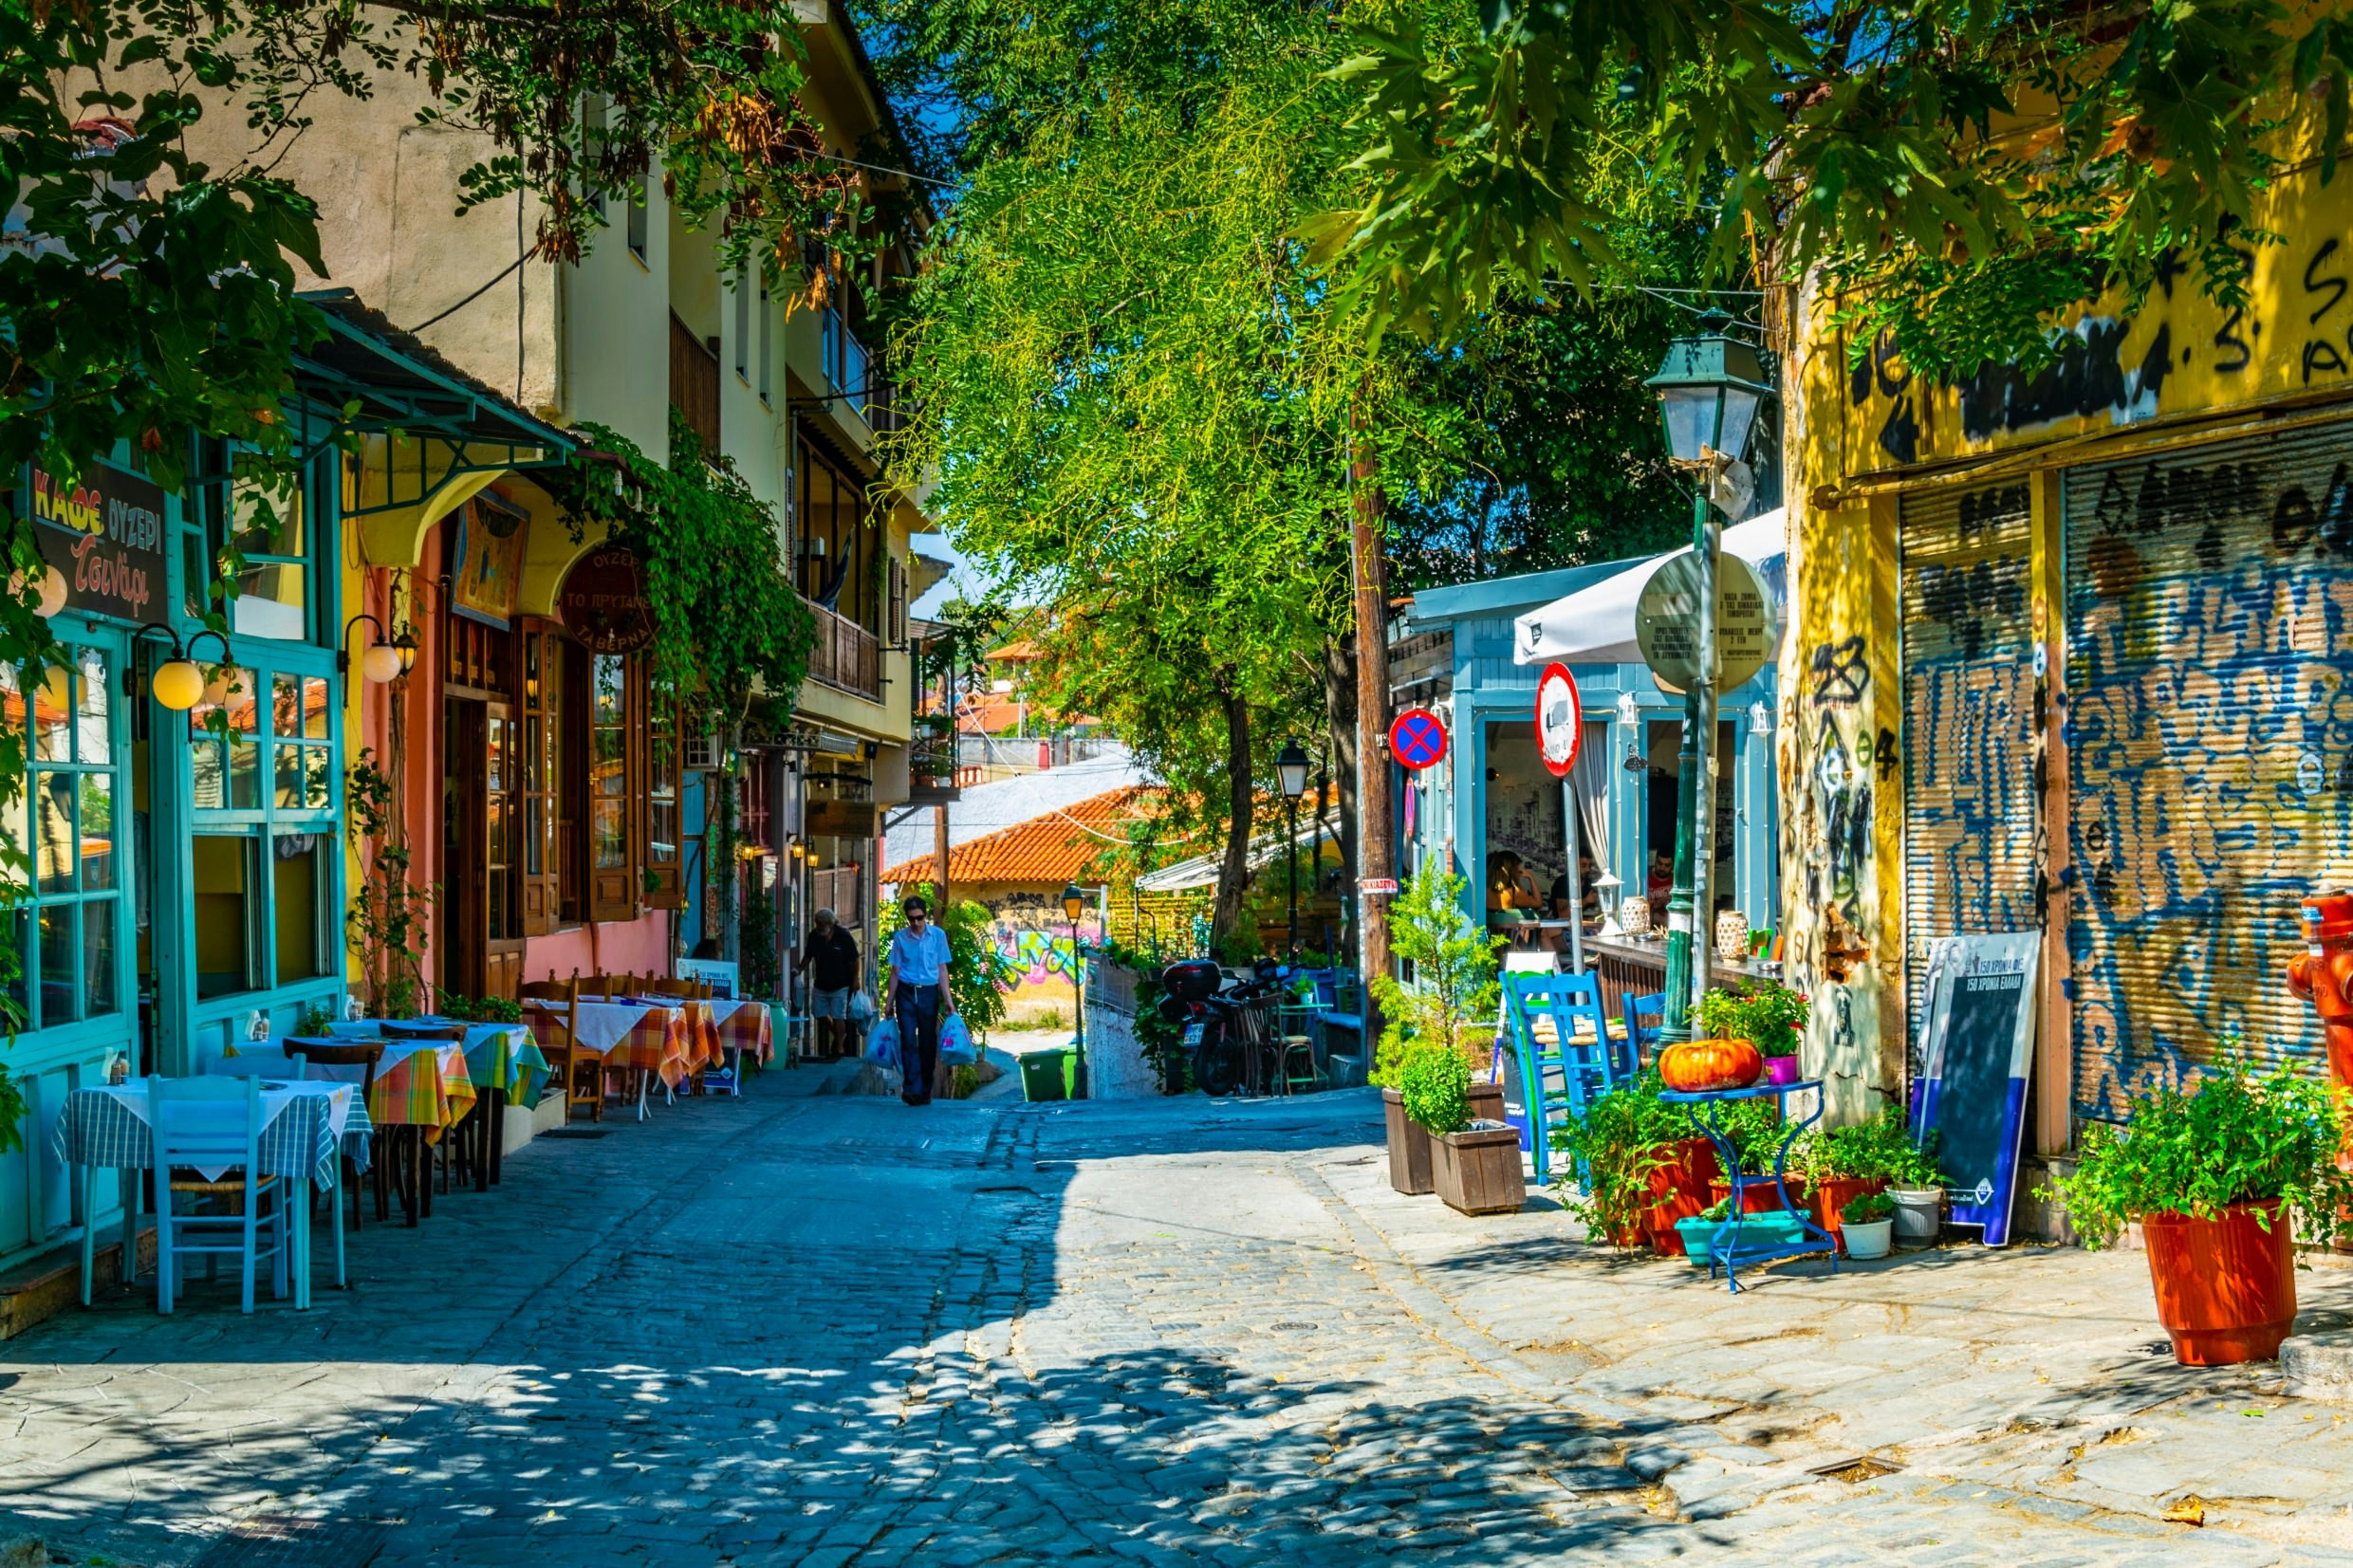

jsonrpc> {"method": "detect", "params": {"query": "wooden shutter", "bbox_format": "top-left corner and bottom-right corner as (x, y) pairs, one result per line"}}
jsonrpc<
(644, 678), (682, 910)
(2062, 422), (2353, 1123)
(519, 619), (560, 935)
(1899, 480), (2040, 1065)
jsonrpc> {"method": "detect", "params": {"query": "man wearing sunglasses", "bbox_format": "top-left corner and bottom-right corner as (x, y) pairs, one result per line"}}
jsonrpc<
(884, 895), (957, 1105)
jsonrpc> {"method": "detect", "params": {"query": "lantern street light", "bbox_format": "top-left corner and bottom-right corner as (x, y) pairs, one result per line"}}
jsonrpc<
(1276, 742), (1310, 954)
(1644, 310), (1773, 1045)
(1062, 880), (1089, 1098)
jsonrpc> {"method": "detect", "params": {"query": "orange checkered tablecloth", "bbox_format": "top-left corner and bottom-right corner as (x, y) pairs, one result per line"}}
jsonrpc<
(371, 1041), (478, 1141)
(709, 1001), (773, 1065)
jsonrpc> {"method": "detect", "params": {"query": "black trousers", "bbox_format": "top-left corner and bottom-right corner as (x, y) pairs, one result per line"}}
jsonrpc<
(895, 984), (943, 1104)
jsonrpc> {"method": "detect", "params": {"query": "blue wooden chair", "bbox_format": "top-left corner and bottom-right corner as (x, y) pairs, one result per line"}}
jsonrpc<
(1502, 970), (1621, 1185)
(1621, 991), (1665, 1077)
(149, 1076), (290, 1314)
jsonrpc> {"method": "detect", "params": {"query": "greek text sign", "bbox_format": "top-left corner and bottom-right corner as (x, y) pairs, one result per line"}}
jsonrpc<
(27, 463), (165, 623)
(1635, 549), (1772, 692)
(557, 545), (654, 653)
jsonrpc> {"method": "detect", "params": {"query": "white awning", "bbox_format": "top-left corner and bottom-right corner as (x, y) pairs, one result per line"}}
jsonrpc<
(1512, 507), (1789, 667)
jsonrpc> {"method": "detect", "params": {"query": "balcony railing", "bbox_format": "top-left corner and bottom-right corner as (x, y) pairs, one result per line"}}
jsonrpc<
(669, 312), (720, 453)
(802, 595), (880, 700)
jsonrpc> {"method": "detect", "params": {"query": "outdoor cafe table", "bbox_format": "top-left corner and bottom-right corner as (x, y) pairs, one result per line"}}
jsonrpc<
(329, 1021), (547, 1189)
(526, 997), (695, 1119)
(53, 1079), (369, 1310)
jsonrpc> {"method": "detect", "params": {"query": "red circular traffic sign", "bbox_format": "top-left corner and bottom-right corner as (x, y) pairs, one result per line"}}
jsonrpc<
(1536, 663), (1582, 777)
(1388, 707), (1449, 770)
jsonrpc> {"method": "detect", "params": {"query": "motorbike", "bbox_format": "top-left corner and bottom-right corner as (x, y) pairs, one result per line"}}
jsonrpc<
(1158, 958), (1290, 1096)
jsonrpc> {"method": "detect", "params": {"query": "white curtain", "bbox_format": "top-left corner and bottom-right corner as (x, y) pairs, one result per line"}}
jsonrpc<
(1570, 721), (1610, 883)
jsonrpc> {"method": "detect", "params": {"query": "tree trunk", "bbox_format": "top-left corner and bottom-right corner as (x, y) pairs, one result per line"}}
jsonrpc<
(1211, 678), (1254, 949)
(1350, 421), (1394, 1040)
(1324, 634), (1359, 960)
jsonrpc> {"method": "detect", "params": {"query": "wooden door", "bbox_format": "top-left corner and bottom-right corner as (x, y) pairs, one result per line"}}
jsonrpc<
(440, 698), (486, 1004)
(485, 701), (523, 998)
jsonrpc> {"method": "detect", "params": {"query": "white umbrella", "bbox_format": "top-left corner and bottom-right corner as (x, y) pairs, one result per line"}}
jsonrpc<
(1512, 507), (1789, 666)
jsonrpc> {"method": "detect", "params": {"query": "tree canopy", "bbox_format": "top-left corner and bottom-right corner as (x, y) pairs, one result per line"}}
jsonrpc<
(1317, 1), (2353, 377)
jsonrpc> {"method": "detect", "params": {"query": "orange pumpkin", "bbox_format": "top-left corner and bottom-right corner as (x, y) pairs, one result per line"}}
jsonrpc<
(1658, 1036), (1765, 1093)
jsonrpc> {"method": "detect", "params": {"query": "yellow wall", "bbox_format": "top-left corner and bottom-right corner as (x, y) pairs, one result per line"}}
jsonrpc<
(1782, 151), (2353, 1130)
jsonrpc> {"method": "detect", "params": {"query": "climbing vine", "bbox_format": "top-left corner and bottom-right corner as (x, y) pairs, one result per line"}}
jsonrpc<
(553, 413), (816, 732)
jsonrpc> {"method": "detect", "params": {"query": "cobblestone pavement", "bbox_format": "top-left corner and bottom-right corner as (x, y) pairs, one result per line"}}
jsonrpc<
(5, 1075), (2353, 1565)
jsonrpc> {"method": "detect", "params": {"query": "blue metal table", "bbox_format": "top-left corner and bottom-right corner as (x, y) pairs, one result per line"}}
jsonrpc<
(1661, 1079), (1839, 1292)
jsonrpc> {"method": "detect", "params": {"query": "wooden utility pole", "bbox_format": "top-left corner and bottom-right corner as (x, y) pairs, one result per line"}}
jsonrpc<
(1349, 422), (1394, 1032)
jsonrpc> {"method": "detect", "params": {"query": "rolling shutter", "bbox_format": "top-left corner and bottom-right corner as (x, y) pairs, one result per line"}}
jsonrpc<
(1899, 481), (2040, 1064)
(2063, 421), (2353, 1121)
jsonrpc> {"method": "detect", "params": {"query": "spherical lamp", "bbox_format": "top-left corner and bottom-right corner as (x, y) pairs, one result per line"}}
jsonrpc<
(151, 658), (205, 711)
(361, 642), (403, 683)
(10, 565), (68, 618)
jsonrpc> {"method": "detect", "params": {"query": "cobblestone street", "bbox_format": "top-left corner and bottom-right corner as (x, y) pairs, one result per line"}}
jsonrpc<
(6, 1069), (2353, 1566)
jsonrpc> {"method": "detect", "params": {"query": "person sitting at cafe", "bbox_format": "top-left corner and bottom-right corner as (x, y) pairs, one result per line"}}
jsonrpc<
(1487, 851), (1541, 946)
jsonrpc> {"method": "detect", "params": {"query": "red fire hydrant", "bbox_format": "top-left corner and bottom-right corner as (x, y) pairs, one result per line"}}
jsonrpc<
(2288, 893), (2353, 1091)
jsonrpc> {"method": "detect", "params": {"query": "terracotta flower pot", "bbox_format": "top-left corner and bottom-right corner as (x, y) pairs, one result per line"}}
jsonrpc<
(1434, 1121), (1528, 1215)
(1711, 1175), (1802, 1215)
(2142, 1200), (2299, 1367)
(1647, 1137), (1721, 1257)
(1382, 1088), (1435, 1196)
(1808, 1176), (1890, 1255)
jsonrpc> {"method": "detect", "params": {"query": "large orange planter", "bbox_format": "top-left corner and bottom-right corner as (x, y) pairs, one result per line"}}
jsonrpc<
(2142, 1201), (2299, 1366)
(1646, 1138), (1721, 1257)
(1711, 1175), (1803, 1215)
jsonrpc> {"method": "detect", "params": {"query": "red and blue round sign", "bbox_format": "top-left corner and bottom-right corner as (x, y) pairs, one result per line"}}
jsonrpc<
(1388, 707), (1449, 771)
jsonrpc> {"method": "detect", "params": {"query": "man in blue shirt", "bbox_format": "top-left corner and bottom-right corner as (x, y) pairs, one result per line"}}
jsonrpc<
(885, 895), (957, 1105)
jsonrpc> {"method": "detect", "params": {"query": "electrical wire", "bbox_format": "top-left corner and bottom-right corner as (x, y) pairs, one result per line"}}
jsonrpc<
(406, 256), (526, 335)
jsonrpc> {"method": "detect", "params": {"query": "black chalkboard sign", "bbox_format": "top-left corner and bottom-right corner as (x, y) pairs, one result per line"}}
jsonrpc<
(1912, 935), (2039, 1247)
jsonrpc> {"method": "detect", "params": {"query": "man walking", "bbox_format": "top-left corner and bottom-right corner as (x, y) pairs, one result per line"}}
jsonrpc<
(885, 895), (956, 1106)
(793, 908), (861, 1060)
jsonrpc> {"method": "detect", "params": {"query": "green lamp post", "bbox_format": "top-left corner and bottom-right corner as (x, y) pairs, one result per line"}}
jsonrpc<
(1644, 311), (1774, 1044)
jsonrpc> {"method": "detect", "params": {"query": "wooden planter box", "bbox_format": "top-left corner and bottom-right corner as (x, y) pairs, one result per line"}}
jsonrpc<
(1382, 1088), (1435, 1195)
(1435, 1122), (1528, 1215)
(1468, 1081), (1505, 1126)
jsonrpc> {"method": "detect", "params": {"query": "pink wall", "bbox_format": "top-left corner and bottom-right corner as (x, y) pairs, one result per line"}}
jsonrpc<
(355, 518), (673, 999)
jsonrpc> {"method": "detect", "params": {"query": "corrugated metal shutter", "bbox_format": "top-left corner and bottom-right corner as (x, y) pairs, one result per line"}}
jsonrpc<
(1899, 481), (2039, 1064)
(2063, 421), (2353, 1121)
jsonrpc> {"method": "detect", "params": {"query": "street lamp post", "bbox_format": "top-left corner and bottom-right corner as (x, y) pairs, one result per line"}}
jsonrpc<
(1276, 742), (1310, 955)
(1062, 880), (1088, 1098)
(1645, 311), (1772, 1045)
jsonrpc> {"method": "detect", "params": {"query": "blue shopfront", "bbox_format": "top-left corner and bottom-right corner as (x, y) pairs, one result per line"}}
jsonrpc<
(0, 434), (350, 1270)
(1394, 525), (1784, 969)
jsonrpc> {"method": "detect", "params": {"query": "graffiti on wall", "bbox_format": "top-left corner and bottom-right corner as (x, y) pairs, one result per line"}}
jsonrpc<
(2065, 439), (2353, 1118)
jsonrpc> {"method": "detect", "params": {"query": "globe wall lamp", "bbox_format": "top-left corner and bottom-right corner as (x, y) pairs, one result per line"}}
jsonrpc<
(339, 612), (412, 683)
(125, 624), (233, 711)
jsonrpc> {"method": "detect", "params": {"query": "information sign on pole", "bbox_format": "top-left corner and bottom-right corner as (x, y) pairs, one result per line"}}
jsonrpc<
(1535, 663), (1582, 778)
(1635, 550), (1774, 692)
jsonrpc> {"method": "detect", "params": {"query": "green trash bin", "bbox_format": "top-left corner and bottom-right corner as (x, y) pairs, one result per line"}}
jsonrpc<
(1021, 1049), (1067, 1102)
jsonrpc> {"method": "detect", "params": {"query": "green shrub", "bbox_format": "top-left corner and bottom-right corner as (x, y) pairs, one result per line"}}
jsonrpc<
(1695, 980), (1808, 1060)
(1842, 1190), (1896, 1224)
(1398, 1037), (1473, 1135)
(295, 1003), (339, 1037)
(1552, 1070), (1694, 1237)
(1795, 1107), (1936, 1186)
(1370, 862), (1504, 1088)
(2040, 1053), (2353, 1249)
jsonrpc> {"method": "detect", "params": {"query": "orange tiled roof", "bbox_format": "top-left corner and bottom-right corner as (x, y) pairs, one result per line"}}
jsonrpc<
(880, 786), (1161, 887)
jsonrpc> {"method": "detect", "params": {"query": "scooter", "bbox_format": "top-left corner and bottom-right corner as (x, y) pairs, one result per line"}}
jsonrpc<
(1158, 959), (1289, 1097)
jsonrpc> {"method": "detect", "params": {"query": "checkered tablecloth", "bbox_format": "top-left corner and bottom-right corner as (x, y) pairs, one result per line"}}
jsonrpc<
(709, 1001), (773, 1065)
(330, 1020), (548, 1111)
(528, 999), (694, 1089)
(55, 1082), (370, 1186)
(371, 1041), (477, 1137)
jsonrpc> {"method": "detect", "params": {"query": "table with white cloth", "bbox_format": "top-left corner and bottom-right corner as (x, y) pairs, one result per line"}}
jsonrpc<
(526, 997), (694, 1119)
(53, 1080), (368, 1309)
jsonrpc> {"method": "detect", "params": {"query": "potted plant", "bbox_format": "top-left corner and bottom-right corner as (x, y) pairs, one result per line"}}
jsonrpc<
(1841, 1190), (1896, 1260)
(1695, 980), (1808, 1084)
(1401, 1038), (1526, 1216)
(1555, 1071), (1716, 1252)
(1795, 1107), (1912, 1250)
(1371, 863), (1507, 1197)
(1675, 1194), (1806, 1265)
(1886, 1129), (1947, 1247)
(2042, 1053), (2353, 1366)
(1703, 1096), (1799, 1213)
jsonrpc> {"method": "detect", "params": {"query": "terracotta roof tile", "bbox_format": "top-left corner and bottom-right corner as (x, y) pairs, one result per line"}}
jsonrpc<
(880, 786), (1161, 887)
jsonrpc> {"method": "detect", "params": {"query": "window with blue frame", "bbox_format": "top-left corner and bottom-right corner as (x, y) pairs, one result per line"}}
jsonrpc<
(186, 666), (336, 1000)
(184, 442), (316, 642)
(0, 648), (127, 1031)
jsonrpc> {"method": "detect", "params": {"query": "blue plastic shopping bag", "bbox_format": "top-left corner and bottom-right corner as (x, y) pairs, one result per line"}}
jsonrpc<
(864, 1018), (900, 1071)
(938, 1012), (975, 1066)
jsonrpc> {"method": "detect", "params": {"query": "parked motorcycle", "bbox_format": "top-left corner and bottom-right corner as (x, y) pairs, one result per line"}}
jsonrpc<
(1158, 959), (1289, 1096)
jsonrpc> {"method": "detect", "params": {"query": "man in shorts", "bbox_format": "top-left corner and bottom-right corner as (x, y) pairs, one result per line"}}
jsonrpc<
(795, 908), (862, 1059)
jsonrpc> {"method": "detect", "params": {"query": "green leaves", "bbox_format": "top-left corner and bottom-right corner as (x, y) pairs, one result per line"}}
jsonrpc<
(1371, 861), (1506, 1084)
(2044, 1053), (2353, 1250)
